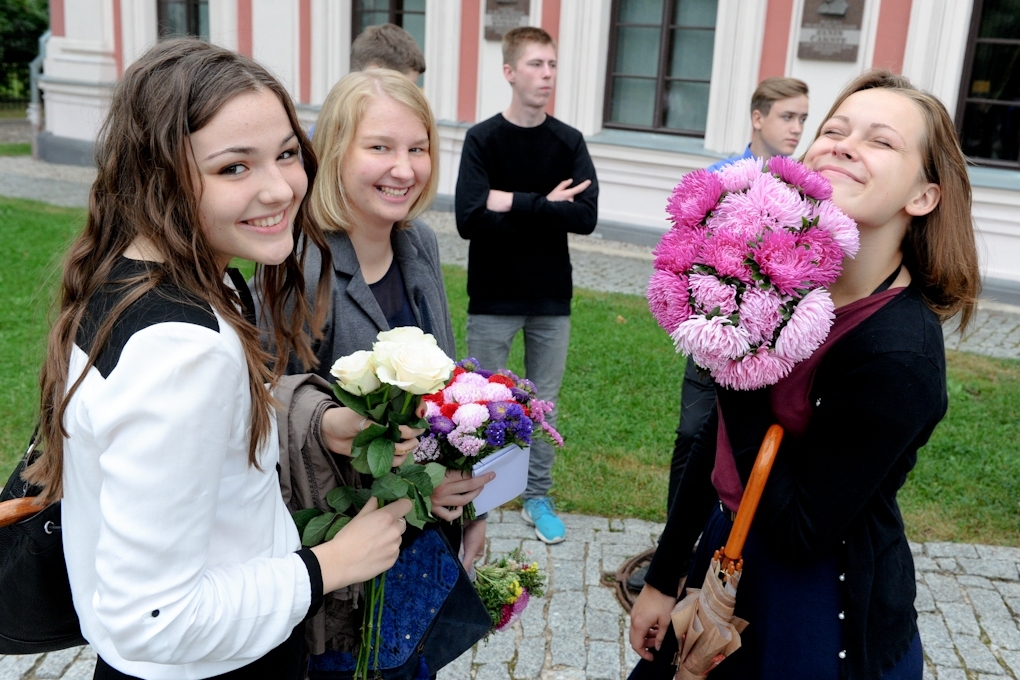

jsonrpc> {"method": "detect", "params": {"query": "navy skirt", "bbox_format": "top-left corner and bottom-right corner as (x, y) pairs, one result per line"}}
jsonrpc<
(629, 504), (922, 680)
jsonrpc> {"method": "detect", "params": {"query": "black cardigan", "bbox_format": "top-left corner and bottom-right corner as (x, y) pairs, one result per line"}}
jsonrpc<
(645, 286), (948, 680)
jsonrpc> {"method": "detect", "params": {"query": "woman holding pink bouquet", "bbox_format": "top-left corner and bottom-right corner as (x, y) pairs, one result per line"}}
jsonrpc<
(290, 70), (492, 564)
(629, 70), (979, 680)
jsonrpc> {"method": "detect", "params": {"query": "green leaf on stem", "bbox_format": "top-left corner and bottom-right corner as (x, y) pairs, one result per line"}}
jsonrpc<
(325, 487), (354, 514)
(332, 386), (369, 415)
(408, 416), (428, 429)
(302, 511), (338, 546)
(399, 466), (435, 497)
(324, 515), (352, 541)
(292, 508), (323, 536)
(367, 437), (396, 477)
(386, 420), (402, 442)
(423, 462), (447, 489)
(353, 423), (388, 448)
(351, 449), (372, 475)
(367, 401), (389, 422)
(370, 473), (410, 502)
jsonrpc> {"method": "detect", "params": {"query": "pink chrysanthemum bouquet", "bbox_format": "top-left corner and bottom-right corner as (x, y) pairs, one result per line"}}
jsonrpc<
(647, 156), (860, 390)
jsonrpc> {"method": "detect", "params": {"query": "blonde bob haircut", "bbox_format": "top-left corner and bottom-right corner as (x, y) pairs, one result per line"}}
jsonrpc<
(310, 69), (439, 234)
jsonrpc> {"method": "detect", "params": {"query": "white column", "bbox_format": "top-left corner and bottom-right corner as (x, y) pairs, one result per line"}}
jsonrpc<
(901, 0), (974, 118)
(309, 0), (350, 106)
(554, 0), (612, 136)
(42, 0), (118, 142)
(209, 0), (239, 52)
(119, 0), (158, 70)
(251, 0), (298, 98)
(702, 0), (767, 156)
(423, 0), (460, 122)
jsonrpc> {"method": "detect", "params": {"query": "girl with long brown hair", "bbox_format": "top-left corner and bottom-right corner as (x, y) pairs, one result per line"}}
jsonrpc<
(27, 39), (415, 680)
(629, 70), (980, 679)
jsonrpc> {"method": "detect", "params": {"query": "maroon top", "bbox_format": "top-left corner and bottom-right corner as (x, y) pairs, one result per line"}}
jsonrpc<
(712, 287), (905, 512)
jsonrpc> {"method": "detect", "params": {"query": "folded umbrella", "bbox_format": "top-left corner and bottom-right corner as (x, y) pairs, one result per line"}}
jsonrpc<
(669, 424), (784, 680)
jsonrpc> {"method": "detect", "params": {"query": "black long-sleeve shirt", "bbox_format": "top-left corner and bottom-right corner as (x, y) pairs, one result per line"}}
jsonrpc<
(455, 113), (598, 315)
(646, 286), (948, 679)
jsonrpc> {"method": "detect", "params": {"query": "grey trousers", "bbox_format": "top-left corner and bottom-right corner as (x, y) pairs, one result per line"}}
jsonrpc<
(466, 313), (570, 499)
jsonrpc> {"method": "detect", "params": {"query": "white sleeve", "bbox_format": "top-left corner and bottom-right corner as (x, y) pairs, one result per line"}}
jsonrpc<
(87, 322), (311, 665)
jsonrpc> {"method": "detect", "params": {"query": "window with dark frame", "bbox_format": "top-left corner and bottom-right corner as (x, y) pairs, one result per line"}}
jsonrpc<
(352, 0), (426, 56)
(157, 0), (209, 41)
(957, 0), (1020, 169)
(604, 0), (718, 136)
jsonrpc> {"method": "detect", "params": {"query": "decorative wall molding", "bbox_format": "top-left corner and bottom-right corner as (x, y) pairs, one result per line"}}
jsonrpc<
(901, 0), (974, 117)
(554, 0), (611, 136)
(703, 0), (768, 155)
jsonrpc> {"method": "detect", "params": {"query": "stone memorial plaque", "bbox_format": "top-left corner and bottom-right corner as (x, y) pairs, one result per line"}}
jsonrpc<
(797, 0), (865, 62)
(485, 0), (530, 41)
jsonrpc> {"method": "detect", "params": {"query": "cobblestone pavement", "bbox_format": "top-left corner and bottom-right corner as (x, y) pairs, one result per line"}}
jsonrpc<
(0, 119), (32, 144)
(2, 160), (1020, 678)
(5, 510), (1020, 679)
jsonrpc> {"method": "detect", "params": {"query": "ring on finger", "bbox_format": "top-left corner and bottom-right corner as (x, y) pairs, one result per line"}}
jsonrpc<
(398, 517), (407, 533)
(358, 417), (368, 431)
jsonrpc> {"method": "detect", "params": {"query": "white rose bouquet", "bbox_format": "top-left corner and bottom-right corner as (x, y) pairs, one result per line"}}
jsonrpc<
(328, 326), (455, 522)
(309, 327), (454, 680)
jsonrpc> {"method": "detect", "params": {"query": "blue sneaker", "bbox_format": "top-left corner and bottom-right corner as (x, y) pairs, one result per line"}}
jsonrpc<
(521, 497), (566, 544)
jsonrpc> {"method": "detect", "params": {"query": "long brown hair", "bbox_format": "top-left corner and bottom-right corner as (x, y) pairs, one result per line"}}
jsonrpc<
(811, 70), (980, 330)
(28, 39), (332, 503)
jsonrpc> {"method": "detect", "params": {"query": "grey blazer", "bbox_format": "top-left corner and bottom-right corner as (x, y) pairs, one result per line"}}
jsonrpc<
(293, 219), (457, 380)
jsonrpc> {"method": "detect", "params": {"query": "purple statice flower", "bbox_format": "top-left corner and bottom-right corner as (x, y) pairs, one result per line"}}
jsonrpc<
(529, 399), (554, 423)
(517, 378), (538, 397)
(414, 435), (441, 463)
(485, 421), (507, 448)
(540, 421), (564, 447)
(504, 403), (526, 420)
(647, 270), (693, 334)
(487, 401), (513, 421)
(451, 403), (489, 429)
(428, 415), (456, 435)
(510, 417), (533, 445)
(510, 387), (531, 404)
(475, 369), (494, 378)
(457, 357), (481, 371)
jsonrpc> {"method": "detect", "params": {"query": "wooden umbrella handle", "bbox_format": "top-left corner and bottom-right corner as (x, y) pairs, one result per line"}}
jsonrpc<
(0, 497), (45, 528)
(721, 424), (784, 566)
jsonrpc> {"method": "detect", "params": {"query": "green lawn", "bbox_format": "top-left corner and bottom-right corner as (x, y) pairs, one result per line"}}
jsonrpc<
(0, 143), (31, 156)
(2, 195), (1019, 545)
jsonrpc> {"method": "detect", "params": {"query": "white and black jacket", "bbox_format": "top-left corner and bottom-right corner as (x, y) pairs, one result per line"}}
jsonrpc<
(60, 257), (322, 679)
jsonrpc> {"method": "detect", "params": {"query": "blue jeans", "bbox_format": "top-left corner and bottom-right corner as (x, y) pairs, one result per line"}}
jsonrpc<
(466, 313), (570, 499)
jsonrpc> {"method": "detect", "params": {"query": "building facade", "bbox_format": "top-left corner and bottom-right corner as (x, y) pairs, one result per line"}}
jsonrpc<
(39, 0), (1020, 300)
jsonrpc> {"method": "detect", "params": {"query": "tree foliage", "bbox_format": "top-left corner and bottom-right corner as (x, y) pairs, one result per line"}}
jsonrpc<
(0, 0), (49, 100)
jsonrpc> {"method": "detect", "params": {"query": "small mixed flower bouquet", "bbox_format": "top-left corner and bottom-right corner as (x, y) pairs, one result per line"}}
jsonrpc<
(299, 326), (455, 680)
(413, 358), (563, 518)
(474, 548), (546, 637)
(647, 156), (860, 390)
